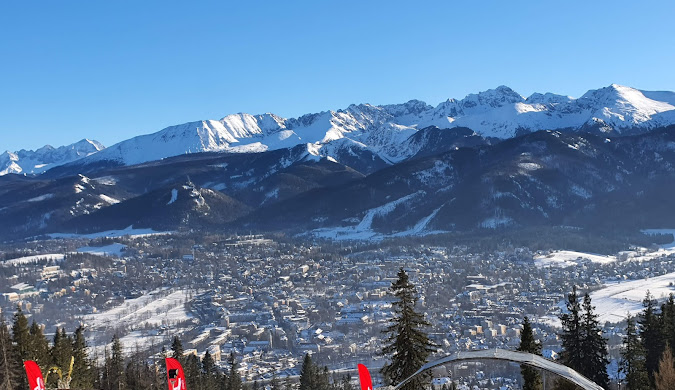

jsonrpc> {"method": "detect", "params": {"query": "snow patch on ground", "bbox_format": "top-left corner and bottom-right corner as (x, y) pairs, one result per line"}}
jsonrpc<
(312, 193), (448, 241)
(99, 194), (119, 204)
(77, 243), (127, 257)
(93, 176), (117, 185)
(480, 217), (513, 229)
(518, 162), (541, 171)
(86, 288), (195, 354)
(534, 250), (617, 268)
(590, 272), (675, 323)
(85, 288), (194, 330)
(26, 193), (54, 202)
(49, 226), (171, 239)
(167, 189), (178, 205)
(1, 254), (64, 267)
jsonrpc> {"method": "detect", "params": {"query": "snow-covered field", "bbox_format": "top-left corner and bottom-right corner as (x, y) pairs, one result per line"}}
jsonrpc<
(0, 253), (65, 267)
(76, 243), (127, 256)
(590, 272), (675, 323)
(49, 225), (170, 239)
(85, 288), (194, 331)
(85, 288), (196, 357)
(534, 250), (616, 268)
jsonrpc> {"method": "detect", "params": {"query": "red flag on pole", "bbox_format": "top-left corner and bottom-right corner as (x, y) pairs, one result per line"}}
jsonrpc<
(357, 364), (373, 390)
(165, 357), (187, 390)
(24, 361), (46, 390)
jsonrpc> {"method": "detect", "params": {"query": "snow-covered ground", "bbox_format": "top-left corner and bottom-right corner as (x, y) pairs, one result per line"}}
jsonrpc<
(311, 192), (446, 241)
(590, 272), (675, 323)
(0, 253), (64, 267)
(534, 250), (617, 268)
(84, 288), (194, 331)
(49, 225), (170, 239)
(85, 288), (197, 357)
(76, 243), (127, 256)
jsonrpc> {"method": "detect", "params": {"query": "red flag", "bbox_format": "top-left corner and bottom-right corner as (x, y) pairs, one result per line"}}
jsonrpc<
(24, 361), (45, 390)
(165, 357), (187, 390)
(357, 364), (373, 390)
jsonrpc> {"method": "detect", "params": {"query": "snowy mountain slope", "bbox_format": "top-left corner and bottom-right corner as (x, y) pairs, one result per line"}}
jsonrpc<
(51, 84), (675, 175)
(238, 126), (675, 236)
(6, 126), (675, 240)
(0, 139), (104, 176)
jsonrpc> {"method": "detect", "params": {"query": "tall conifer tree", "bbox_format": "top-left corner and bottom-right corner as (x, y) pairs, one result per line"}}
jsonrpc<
(0, 318), (20, 390)
(381, 268), (437, 390)
(183, 354), (202, 390)
(517, 316), (542, 390)
(559, 287), (583, 373)
(580, 293), (609, 389)
(171, 336), (184, 361)
(71, 325), (95, 390)
(621, 314), (649, 390)
(640, 291), (664, 382)
(201, 350), (219, 390)
(228, 353), (242, 390)
(103, 335), (125, 390)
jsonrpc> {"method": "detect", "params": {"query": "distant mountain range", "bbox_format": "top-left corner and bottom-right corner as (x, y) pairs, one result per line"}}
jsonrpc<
(2, 84), (675, 241)
(4, 84), (675, 177)
(1, 139), (104, 175)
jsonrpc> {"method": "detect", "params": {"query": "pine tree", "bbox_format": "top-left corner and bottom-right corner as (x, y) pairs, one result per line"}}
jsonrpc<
(71, 325), (95, 390)
(640, 291), (664, 382)
(661, 294), (675, 357)
(27, 322), (50, 371)
(381, 268), (437, 390)
(183, 354), (202, 390)
(51, 327), (73, 386)
(201, 350), (219, 390)
(228, 353), (242, 390)
(11, 308), (30, 390)
(517, 316), (542, 390)
(0, 317), (20, 390)
(559, 287), (583, 373)
(298, 354), (318, 390)
(104, 335), (125, 390)
(654, 346), (675, 390)
(621, 314), (649, 390)
(11, 308), (30, 360)
(580, 293), (609, 389)
(171, 336), (184, 360)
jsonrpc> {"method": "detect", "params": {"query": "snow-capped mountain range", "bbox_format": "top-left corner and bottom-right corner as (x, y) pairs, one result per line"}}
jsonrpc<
(5, 83), (673, 177)
(1, 139), (104, 175)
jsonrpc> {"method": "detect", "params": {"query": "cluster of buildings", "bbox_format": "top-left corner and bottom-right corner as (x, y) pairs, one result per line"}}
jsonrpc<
(1, 233), (675, 388)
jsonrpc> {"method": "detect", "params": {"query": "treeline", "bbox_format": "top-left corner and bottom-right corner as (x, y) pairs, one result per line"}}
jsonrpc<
(0, 307), (355, 390)
(620, 292), (675, 390)
(0, 307), (97, 390)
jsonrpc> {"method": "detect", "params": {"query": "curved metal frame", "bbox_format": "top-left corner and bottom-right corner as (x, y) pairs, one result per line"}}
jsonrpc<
(392, 349), (604, 390)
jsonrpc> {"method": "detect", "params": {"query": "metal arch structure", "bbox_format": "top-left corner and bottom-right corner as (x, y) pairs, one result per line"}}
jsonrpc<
(392, 349), (604, 390)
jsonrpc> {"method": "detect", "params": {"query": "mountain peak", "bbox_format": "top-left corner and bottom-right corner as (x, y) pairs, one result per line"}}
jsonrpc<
(0, 138), (106, 176)
(461, 85), (524, 110)
(11, 84), (675, 176)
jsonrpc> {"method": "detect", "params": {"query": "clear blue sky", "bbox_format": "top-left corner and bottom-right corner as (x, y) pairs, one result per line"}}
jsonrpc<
(1, 1), (674, 151)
